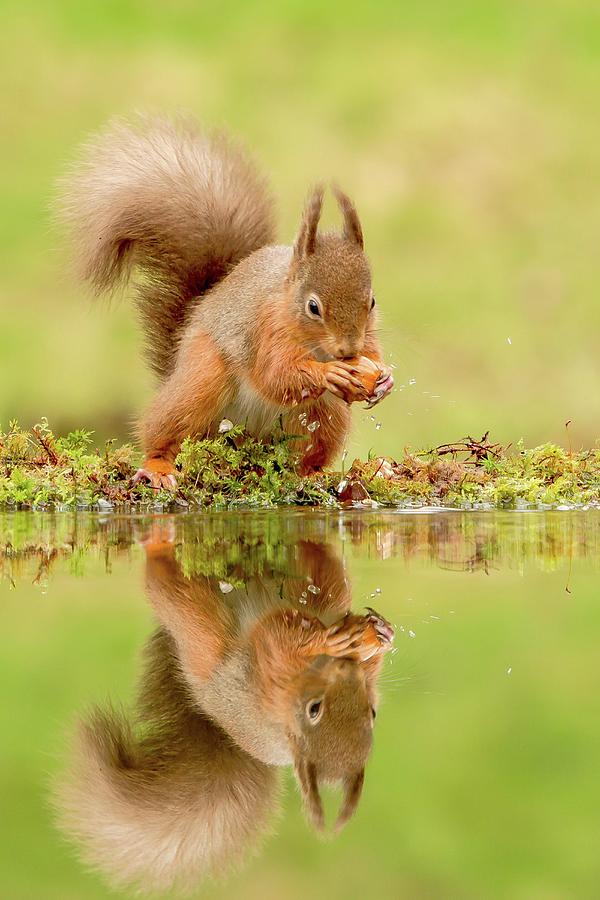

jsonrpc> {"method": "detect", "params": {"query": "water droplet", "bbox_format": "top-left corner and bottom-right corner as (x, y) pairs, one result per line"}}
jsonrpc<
(307, 584), (320, 594)
(408, 378), (416, 385)
(299, 597), (307, 605)
(375, 422), (382, 430)
(507, 337), (512, 345)
(507, 666), (512, 675)
(307, 420), (320, 432)
(408, 630), (416, 638)
(375, 587), (381, 594)
(298, 412), (308, 426)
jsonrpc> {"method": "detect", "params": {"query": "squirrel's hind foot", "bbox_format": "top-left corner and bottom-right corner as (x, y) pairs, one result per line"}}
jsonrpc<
(132, 458), (178, 491)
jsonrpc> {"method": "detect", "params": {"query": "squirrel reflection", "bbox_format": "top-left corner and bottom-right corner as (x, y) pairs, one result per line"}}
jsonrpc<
(56, 526), (394, 894)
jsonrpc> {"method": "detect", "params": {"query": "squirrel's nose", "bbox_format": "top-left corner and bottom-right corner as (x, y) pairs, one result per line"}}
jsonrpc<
(336, 344), (354, 359)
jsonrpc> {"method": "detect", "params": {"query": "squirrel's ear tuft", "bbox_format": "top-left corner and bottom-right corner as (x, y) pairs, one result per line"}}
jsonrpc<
(294, 756), (325, 832)
(334, 768), (365, 832)
(333, 186), (364, 249)
(294, 185), (324, 261)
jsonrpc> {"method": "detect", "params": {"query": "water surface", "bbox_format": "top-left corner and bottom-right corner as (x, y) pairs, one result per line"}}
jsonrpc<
(1, 510), (599, 900)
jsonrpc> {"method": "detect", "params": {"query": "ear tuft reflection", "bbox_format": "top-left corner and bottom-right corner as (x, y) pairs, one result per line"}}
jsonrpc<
(55, 533), (394, 894)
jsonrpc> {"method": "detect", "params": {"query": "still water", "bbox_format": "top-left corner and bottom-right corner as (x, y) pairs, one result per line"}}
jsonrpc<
(1, 510), (599, 900)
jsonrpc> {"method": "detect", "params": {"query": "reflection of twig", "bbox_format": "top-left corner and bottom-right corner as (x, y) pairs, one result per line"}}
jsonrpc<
(32, 549), (58, 585)
(437, 557), (496, 575)
(565, 517), (573, 594)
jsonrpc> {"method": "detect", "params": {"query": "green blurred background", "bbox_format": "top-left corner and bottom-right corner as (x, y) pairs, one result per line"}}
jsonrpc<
(2, 0), (599, 460)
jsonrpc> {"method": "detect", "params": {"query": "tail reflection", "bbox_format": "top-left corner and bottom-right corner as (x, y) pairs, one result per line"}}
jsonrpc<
(56, 527), (394, 894)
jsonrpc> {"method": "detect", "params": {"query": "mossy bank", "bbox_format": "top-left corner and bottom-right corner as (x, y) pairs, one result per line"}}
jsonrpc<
(1, 420), (599, 511)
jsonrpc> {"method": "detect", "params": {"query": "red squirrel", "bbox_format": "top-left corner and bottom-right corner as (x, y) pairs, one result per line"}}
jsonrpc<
(60, 116), (394, 488)
(55, 528), (395, 893)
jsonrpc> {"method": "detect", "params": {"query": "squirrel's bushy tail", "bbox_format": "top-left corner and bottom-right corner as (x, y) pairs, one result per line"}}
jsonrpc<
(59, 116), (276, 379)
(53, 629), (280, 894)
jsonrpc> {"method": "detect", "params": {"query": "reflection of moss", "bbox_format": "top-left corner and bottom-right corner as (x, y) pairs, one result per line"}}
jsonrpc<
(2, 509), (600, 587)
(0, 420), (599, 510)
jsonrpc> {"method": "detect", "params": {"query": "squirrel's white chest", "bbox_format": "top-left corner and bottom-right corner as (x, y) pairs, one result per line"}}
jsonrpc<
(220, 379), (282, 437)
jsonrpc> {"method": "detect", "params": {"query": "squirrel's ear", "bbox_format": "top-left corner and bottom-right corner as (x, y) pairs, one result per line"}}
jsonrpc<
(294, 756), (325, 832)
(334, 768), (365, 832)
(293, 185), (324, 262)
(333, 186), (364, 249)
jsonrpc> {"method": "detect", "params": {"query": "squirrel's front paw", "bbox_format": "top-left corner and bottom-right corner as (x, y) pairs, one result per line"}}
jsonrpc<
(132, 458), (178, 491)
(323, 361), (367, 403)
(324, 610), (394, 661)
(365, 366), (394, 409)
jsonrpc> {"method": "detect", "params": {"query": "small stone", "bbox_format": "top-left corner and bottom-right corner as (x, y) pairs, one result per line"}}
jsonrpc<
(219, 580), (234, 593)
(218, 419), (234, 433)
(338, 477), (371, 503)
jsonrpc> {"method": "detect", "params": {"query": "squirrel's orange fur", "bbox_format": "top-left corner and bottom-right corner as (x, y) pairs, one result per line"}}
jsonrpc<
(60, 115), (393, 487)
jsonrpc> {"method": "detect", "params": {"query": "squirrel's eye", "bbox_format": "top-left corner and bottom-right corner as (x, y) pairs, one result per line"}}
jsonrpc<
(307, 297), (322, 319)
(370, 296), (376, 311)
(306, 699), (323, 721)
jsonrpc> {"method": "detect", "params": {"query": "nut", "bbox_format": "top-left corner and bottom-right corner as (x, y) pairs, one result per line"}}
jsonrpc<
(340, 356), (383, 403)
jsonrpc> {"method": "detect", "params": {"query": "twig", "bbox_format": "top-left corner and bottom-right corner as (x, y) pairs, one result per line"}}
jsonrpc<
(32, 425), (60, 465)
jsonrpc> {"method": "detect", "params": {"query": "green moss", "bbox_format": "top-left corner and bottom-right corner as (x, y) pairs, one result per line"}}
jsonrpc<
(0, 420), (598, 510)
